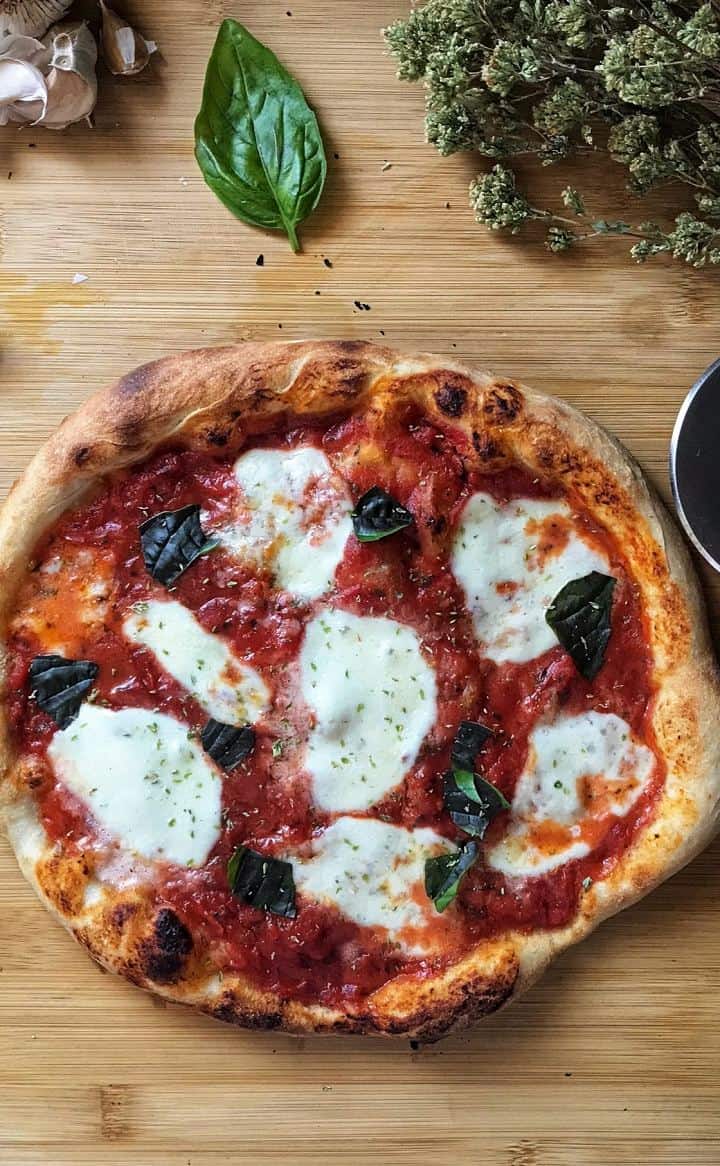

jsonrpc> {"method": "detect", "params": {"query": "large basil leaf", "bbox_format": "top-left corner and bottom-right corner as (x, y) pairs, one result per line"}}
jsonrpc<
(227, 845), (297, 918)
(351, 486), (413, 542)
(140, 505), (217, 587)
(451, 720), (493, 771)
(546, 571), (616, 681)
(425, 840), (478, 913)
(28, 655), (98, 729)
(194, 19), (327, 253)
(201, 719), (255, 771)
(443, 769), (510, 838)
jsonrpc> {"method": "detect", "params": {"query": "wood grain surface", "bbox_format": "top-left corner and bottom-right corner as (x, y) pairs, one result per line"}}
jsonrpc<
(1, 3), (719, 1163)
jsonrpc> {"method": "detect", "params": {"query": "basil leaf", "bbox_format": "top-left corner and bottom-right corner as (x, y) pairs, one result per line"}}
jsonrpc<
(425, 840), (478, 913)
(443, 769), (510, 838)
(194, 19), (327, 253)
(201, 719), (255, 771)
(351, 486), (413, 542)
(546, 570), (616, 681)
(140, 505), (217, 587)
(451, 720), (493, 771)
(28, 655), (98, 729)
(227, 845), (297, 918)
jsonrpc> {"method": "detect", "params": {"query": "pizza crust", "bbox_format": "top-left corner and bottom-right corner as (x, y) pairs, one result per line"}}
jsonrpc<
(1, 340), (718, 1040)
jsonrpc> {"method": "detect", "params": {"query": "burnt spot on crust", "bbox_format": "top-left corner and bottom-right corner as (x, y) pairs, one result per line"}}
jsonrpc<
(333, 339), (372, 357)
(206, 428), (229, 447)
(212, 995), (284, 1030)
(293, 352), (371, 405)
(472, 431), (501, 461)
(556, 450), (583, 475)
(37, 851), (93, 917)
(115, 361), (155, 399)
(483, 381), (523, 426)
(434, 380), (468, 418)
(401, 963), (518, 1043)
(110, 901), (138, 935)
(594, 485), (621, 508)
(139, 908), (193, 984)
(73, 445), (92, 467)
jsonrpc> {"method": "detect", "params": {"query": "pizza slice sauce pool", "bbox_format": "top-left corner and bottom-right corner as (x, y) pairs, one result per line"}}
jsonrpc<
(5, 403), (662, 1007)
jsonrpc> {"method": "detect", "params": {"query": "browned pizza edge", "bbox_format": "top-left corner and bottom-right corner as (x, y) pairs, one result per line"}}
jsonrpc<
(0, 340), (718, 1041)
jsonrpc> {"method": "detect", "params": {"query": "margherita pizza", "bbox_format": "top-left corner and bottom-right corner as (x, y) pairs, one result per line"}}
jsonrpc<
(1, 341), (718, 1040)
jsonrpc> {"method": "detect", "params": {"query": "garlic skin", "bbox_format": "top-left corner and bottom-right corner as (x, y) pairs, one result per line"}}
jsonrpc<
(99, 0), (156, 77)
(0, 32), (47, 124)
(40, 21), (97, 128)
(0, 0), (71, 41)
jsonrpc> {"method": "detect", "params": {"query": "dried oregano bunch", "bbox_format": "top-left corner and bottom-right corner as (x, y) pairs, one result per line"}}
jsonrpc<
(385, 1), (720, 266)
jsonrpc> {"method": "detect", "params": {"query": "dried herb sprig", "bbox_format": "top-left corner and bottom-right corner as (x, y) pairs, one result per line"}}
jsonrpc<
(385, 0), (720, 267)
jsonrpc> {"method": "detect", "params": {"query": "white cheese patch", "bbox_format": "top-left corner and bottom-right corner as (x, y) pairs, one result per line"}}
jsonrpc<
(124, 599), (269, 726)
(299, 609), (437, 812)
(48, 705), (222, 867)
(216, 446), (352, 600)
(452, 492), (609, 665)
(487, 710), (655, 877)
(292, 816), (451, 949)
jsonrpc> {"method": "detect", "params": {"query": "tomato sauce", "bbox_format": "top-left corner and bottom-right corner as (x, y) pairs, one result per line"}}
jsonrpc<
(5, 409), (661, 1005)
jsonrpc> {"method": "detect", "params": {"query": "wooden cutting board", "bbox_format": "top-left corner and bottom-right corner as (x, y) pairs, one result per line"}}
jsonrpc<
(1, 3), (719, 1162)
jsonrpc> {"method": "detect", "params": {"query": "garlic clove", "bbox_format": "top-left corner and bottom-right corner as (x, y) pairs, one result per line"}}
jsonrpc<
(0, 31), (48, 64)
(0, 34), (47, 124)
(99, 0), (156, 77)
(0, 0), (72, 42)
(37, 20), (97, 129)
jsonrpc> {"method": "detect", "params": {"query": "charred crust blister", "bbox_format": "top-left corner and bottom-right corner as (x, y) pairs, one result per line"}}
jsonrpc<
(483, 382), (523, 425)
(434, 380), (468, 418)
(141, 908), (193, 984)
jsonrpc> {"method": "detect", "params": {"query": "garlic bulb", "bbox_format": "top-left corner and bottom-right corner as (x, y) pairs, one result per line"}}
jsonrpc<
(40, 21), (97, 128)
(0, 0), (71, 41)
(99, 1), (156, 77)
(0, 32), (47, 124)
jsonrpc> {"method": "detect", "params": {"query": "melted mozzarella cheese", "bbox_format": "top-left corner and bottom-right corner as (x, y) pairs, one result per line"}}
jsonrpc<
(48, 705), (222, 867)
(487, 711), (655, 877)
(299, 609), (437, 812)
(452, 492), (609, 664)
(216, 446), (352, 600)
(124, 599), (269, 726)
(292, 816), (451, 948)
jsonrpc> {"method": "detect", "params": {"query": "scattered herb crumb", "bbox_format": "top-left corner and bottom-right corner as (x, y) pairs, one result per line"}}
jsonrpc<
(256, 254), (264, 266)
(323, 257), (332, 268)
